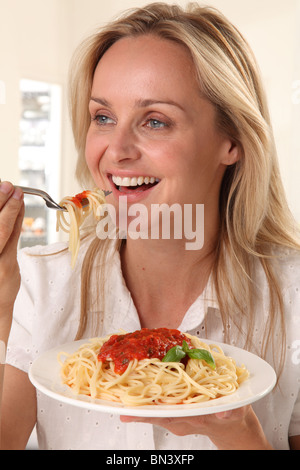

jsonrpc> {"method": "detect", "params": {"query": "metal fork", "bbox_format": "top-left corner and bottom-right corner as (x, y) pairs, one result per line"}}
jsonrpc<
(19, 187), (112, 210)
(1, 180), (110, 210)
(0, 179), (66, 211)
(18, 186), (67, 211)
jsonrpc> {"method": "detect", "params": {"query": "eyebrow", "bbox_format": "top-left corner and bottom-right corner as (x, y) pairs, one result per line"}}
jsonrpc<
(90, 97), (184, 111)
(90, 97), (110, 106)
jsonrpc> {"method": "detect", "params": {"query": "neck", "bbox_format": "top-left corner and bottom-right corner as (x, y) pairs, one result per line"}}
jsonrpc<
(120, 233), (217, 329)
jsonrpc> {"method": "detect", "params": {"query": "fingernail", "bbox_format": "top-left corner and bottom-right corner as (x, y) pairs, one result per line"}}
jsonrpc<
(221, 410), (232, 419)
(0, 181), (13, 194)
(120, 416), (134, 422)
(216, 410), (232, 420)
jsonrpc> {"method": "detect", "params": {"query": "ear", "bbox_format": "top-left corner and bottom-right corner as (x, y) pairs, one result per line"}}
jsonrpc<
(221, 140), (240, 166)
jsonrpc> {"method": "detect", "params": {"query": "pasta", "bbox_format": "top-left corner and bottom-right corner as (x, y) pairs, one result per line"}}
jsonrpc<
(56, 188), (106, 268)
(58, 328), (249, 406)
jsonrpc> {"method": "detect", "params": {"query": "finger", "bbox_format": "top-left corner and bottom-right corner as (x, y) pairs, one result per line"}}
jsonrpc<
(0, 186), (24, 254)
(120, 415), (154, 424)
(120, 415), (161, 425)
(120, 415), (185, 427)
(0, 181), (14, 209)
(215, 410), (233, 420)
(215, 405), (250, 421)
(120, 415), (135, 422)
(4, 200), (25, 255)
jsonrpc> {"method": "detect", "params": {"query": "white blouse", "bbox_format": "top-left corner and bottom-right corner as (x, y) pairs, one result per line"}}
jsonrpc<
(6, 238), (300, 450)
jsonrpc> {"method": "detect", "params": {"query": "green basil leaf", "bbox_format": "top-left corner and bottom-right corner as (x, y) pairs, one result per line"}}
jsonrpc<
(162, 345), (186, 362)
(186, 348), (216, 370)
(182, 340), (190, 354)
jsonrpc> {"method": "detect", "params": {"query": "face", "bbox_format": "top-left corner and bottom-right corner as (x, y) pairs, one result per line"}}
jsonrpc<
(85, 35), (237, 229)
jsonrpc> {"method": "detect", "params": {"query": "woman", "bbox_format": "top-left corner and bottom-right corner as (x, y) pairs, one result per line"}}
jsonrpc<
(1, 3), (299, 450)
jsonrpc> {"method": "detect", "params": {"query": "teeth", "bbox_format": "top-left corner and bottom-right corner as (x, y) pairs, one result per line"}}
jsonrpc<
(112, 175), (159, 187)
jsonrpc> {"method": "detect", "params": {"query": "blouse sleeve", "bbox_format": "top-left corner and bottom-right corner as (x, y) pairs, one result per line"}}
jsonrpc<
(6, 242), (79, 374)
(6, 248), (37, 373)
(285, 250), (300, 438)
(289, 389), (300, 437)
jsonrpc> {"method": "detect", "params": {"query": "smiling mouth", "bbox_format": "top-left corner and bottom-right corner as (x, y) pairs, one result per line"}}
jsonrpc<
(111, 175), (160, 193)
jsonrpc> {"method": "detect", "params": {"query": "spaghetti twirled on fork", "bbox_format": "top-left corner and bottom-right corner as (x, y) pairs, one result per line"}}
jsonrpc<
(56, 188), (106, 268)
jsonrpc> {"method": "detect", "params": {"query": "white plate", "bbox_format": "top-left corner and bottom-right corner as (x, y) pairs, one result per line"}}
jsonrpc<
(29, 339), (276, 417)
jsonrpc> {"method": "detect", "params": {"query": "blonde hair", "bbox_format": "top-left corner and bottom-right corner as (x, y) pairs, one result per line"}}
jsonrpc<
(69, 2), (299, 375)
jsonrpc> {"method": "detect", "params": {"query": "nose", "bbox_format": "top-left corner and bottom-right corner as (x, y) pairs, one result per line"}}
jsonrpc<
(106, 124), (141, 164)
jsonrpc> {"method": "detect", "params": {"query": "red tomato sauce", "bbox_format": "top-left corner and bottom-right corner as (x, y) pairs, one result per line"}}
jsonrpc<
(98, 328), (192, 374)
(70, 190), (90, 208)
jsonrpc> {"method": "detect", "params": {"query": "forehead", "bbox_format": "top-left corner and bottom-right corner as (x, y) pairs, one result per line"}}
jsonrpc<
(91, 35), (200, 99)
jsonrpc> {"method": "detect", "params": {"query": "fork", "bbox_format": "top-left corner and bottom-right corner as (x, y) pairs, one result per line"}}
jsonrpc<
(18, 187), (112, 210)
(18, 186), (67, 211)
(1, 180), (110, 210)
(0, 179), (66, 211)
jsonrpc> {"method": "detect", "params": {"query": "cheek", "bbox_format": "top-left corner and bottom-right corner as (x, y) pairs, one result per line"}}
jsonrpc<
(85, 130), (103, 176)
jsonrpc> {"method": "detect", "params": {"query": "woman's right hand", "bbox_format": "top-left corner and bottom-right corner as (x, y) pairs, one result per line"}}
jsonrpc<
(0, 181), (24, 318)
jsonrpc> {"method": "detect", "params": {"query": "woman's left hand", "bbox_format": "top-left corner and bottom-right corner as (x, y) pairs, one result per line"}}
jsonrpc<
(120, 405), (273, 450)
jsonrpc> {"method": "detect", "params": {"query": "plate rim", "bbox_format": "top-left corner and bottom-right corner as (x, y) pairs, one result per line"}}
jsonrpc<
(29, 337), (277, 417)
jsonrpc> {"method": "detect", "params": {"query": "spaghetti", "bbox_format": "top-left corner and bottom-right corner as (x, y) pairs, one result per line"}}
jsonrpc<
(56, 188), (106, 268)
(58, 328), (249, 406)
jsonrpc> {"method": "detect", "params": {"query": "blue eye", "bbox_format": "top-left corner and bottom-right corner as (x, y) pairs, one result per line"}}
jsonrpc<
(147, 119), (166, 129)
(93, 114), (115, 125)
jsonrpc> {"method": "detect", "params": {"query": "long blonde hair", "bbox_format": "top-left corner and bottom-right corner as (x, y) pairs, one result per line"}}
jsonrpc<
(69, 2), (299, 375)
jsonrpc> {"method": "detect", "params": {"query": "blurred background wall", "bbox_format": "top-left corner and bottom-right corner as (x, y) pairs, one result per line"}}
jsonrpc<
(0, 0), (299, 246)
